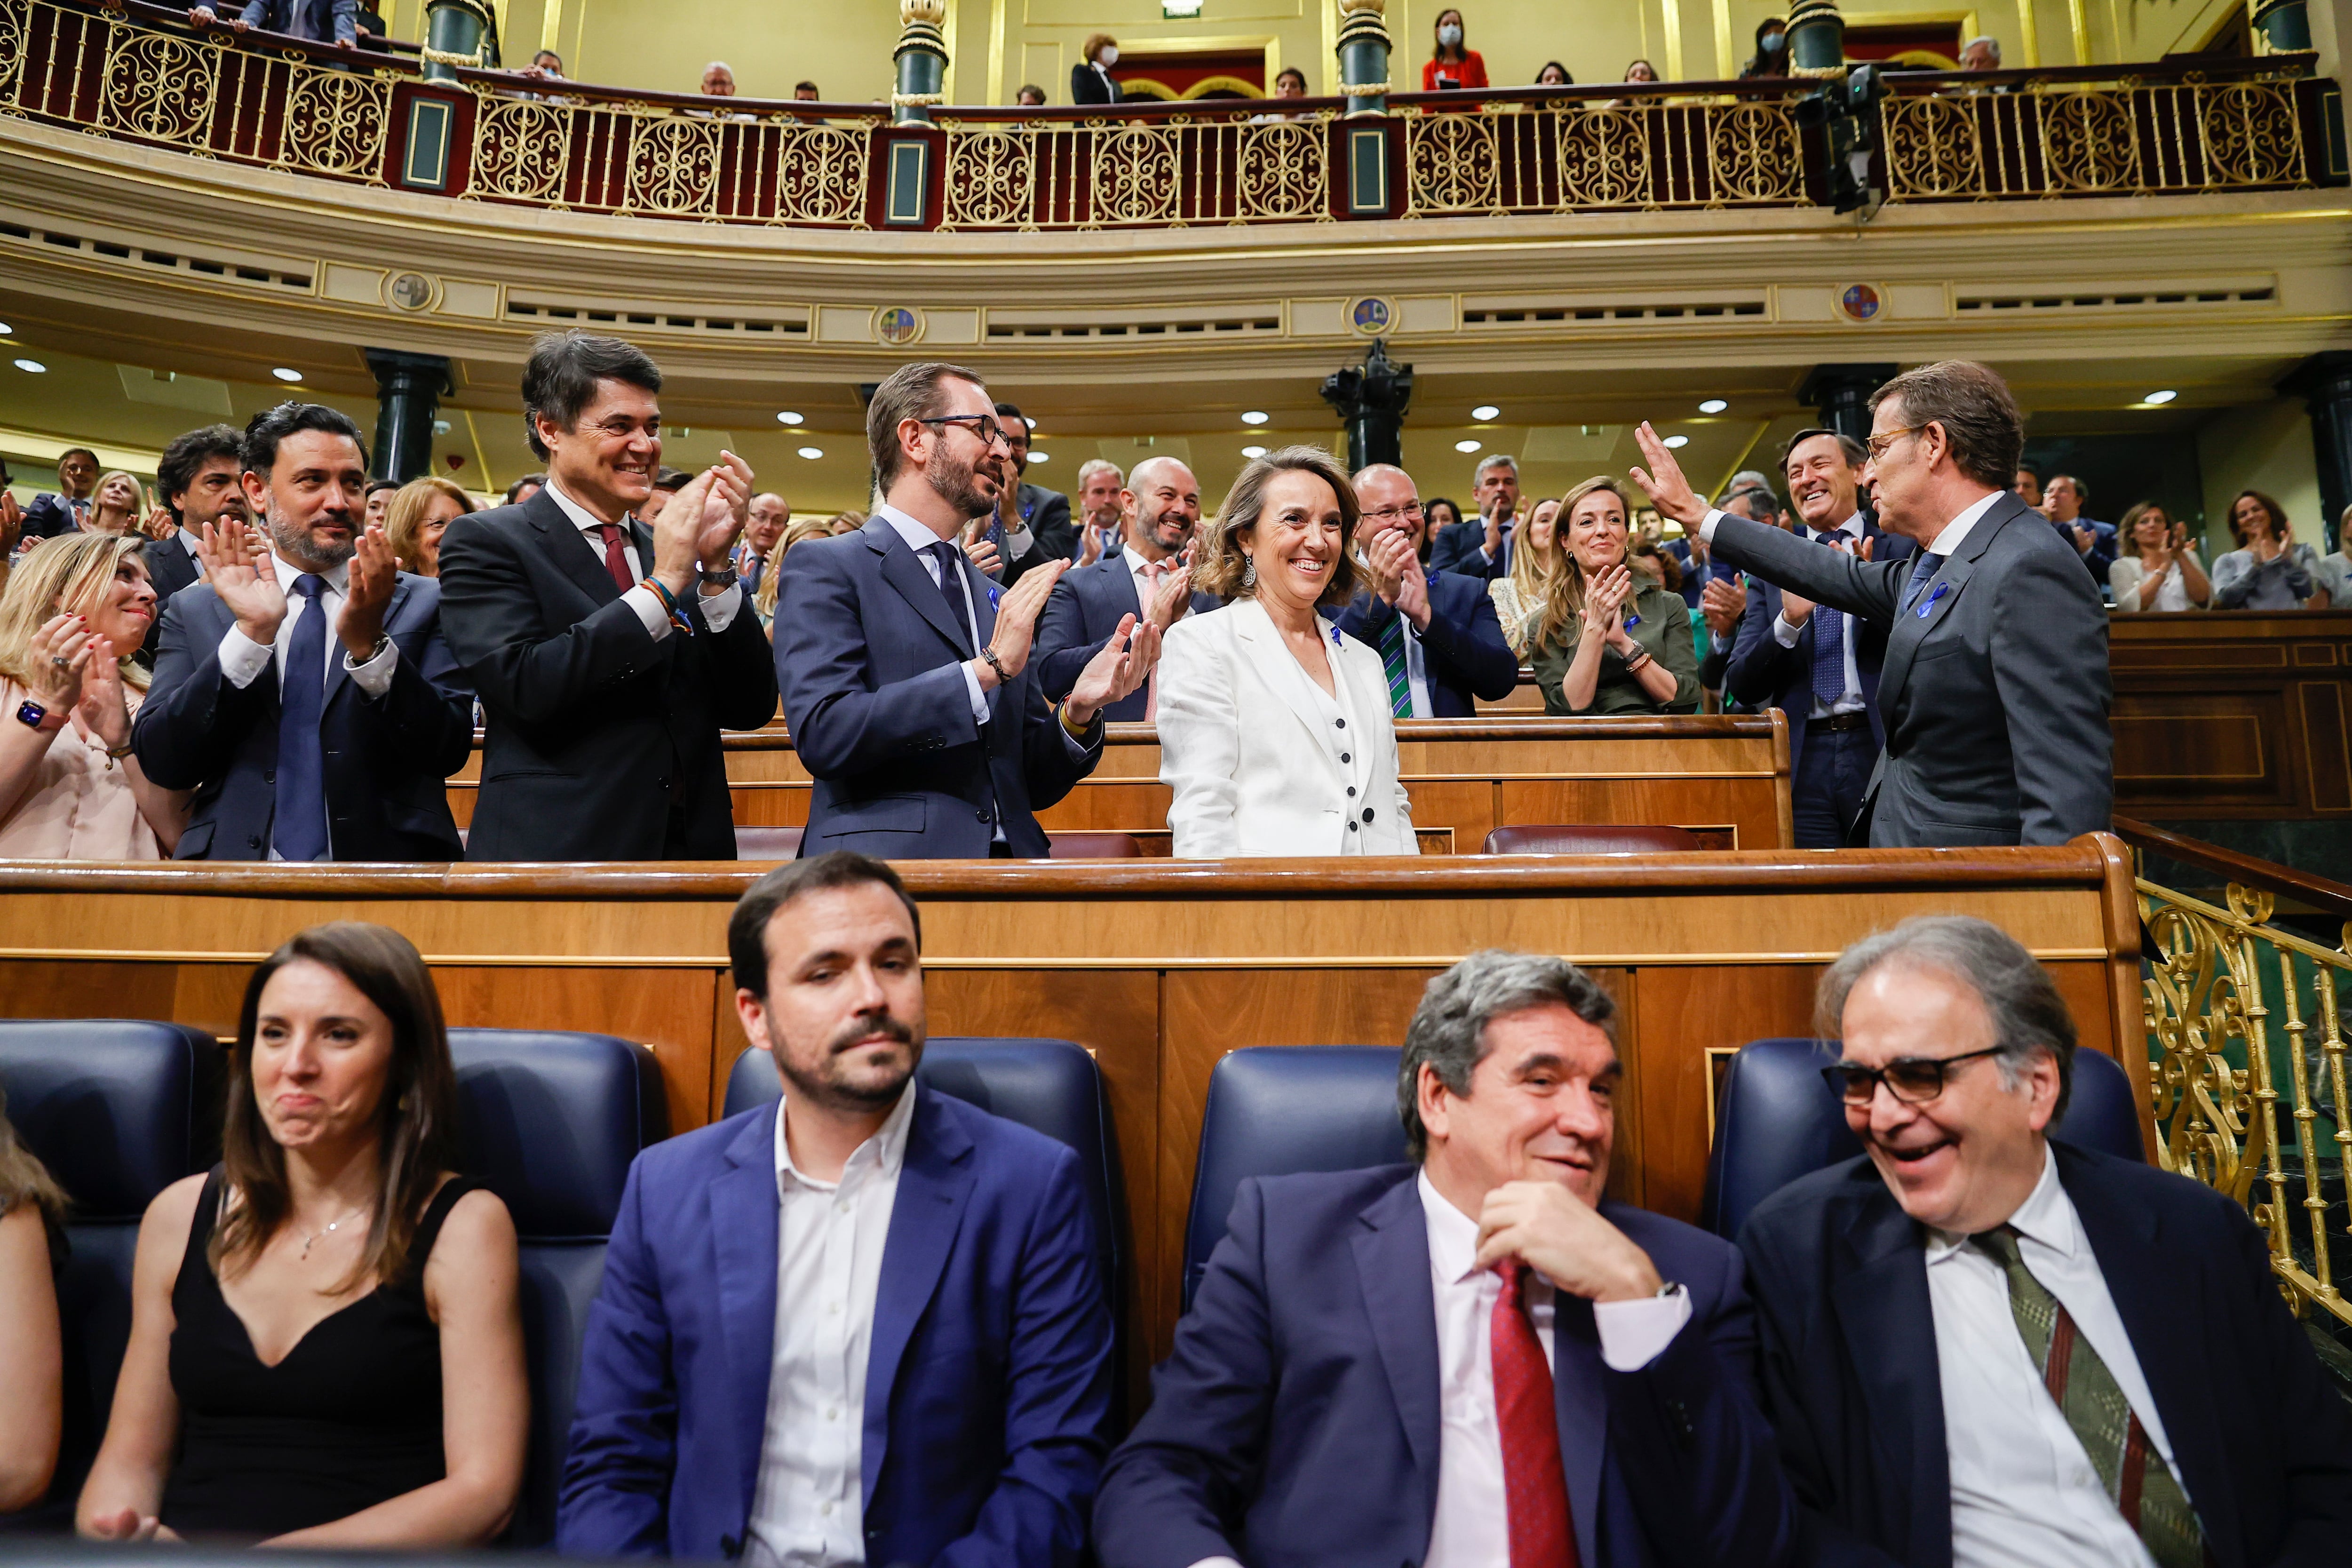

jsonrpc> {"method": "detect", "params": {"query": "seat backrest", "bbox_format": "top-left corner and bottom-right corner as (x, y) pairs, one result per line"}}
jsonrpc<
(735, 825), (805, 860)
(447, 1029), (668, 1549)
(0, 1019), (222, 1517)
(1481, 824), (1704, 855)
(1183, 1046), (1407, 1311)
(1046, 831), (1142, 858)
(1700, 1036), (2150, 1241)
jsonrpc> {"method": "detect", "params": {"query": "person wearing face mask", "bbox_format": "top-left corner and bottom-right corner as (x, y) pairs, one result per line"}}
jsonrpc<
(1527, 477), (1699, 716)
(1422, 8), (1488, 91)
(1741, 17), (1789, 78)
(1072, 34), (1124, 106)
(1035, 456), (1219, 724)
(1741, 915), (2352, 1568)
(132, 403), (474, 862)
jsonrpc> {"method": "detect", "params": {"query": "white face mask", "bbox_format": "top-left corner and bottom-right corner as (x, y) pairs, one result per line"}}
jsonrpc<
(1438, 24), (1462, 47)
(1099, 45), (1118, 66)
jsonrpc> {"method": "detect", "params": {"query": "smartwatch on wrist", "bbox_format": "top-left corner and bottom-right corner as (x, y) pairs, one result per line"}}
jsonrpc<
(15, 700), (62, 733)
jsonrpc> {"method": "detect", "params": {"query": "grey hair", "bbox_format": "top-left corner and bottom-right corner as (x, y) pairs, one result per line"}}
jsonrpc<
(1963, 35), (2001, 62)
(1474, 453), (1519, 482)
(1076, 458), (1124, 491)
(1814, 915), (2077, 1121)
(1720, 469), (1772, 501)
(1398, 949), (1616, 1160)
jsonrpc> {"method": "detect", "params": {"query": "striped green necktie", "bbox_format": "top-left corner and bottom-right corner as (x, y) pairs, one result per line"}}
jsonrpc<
(1377, 610), (1413, 719)
(1972, 1227), (2207, 1568)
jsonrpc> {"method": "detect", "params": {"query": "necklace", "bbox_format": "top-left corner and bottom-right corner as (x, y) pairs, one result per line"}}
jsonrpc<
(299, 1205), (368, 1260)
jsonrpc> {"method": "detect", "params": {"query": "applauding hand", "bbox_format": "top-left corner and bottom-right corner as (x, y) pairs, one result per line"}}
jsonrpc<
(1582, 563), (1636, 650)
(1627, 422), (1708, 532)
(338, 523), (397, 660)
(196, 517), (286, 646)
(1067, 613), (1160, 726)
(1367, 528), (1431, 629)
(1700, 575), (1744, 640)
(978, 557), (1066, 685)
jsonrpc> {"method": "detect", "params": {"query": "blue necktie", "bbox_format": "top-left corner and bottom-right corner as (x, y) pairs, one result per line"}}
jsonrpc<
(927, 541), (975, 651)
(1903, 549), (1940, 612)
(272, 574), (329, 862)
(1809, 531), (1849, 707)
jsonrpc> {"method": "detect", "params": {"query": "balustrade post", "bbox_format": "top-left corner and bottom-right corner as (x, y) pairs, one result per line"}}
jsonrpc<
(2254, 0), (2314, 52)
(892, 0), (948, 126)
(2280, 351), (2352, 552)
(1335, 0), (1393, 215)
(1320, 340), (1414, 473)
(421, 0), (496, 84)
(1796, 362), (1897, 443)
(1786, 0), (1846, 75)
(366, 349), (452, 485)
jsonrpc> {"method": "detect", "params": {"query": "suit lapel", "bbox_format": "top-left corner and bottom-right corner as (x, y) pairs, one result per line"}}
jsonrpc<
(711, 1106), (784, 1526)
(1232, 599), (1341, 764)
(867, 520), (975, 657)
(1875, 499), (2014, 732)
(862, 1087), (975, 1508)
(1549, 1289), (1606, 1568)
(529, 487), (629, 607)
(1349, 1177), (1442, 1531)
(1831, 1190), (1953, 1568)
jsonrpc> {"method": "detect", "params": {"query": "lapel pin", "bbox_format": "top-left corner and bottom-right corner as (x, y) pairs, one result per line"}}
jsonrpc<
(1916, 582), (1950, 619)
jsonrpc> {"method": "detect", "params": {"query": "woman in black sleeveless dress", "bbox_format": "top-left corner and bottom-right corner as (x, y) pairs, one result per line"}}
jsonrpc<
(77, 923), (526, 1546)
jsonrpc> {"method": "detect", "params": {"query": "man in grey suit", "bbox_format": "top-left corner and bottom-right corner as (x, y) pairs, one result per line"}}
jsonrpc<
(1630, 360), (2110, 848)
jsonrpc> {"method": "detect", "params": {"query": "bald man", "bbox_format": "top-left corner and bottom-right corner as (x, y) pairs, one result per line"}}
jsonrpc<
(737, 492), (790, 597)
(1035, 455), (1221, 722)
(1336, 463), (1519, 717)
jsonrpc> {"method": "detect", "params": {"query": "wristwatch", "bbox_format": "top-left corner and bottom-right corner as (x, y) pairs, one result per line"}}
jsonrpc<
(14, 699), (61, 733)
(697, 566), (739, 590)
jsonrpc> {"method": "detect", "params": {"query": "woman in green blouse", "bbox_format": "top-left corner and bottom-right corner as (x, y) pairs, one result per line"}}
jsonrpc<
(1527, 477), (1701, 715)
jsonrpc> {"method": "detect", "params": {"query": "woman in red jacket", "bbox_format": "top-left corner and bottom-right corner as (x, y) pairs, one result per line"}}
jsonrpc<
(1422, 8), (1487, 90)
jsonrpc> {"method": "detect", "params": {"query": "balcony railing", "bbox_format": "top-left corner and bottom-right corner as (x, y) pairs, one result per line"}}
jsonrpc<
(0, 0), (2334, 235)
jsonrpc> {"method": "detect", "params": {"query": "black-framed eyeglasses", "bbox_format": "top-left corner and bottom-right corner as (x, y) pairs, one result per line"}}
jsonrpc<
(1820, 1045), (2006, 1106)
(920, 414), (1011, 451)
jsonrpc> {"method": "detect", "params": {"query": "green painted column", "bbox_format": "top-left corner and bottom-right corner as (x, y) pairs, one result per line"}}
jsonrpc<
(1336, 0), (1391, 117)
(1786, 0), (1846, 75)
(421, 0), (495, 84)
(2254, 0), (2313, 52)
(892, 0), (948, 127)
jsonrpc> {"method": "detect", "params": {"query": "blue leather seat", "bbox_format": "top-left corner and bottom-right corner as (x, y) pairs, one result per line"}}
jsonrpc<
(0, 1019), (222, 1522)
(1700, 1036), (2150, 1242)
(448, 1029), (667, 1549)
(1183, 1046), (1407, 1312)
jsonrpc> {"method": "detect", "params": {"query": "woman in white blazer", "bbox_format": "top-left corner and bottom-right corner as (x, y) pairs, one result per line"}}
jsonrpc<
(1157, 446), (1418, 857)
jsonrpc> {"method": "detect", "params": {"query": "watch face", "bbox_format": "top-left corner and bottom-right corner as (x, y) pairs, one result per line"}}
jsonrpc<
(15, 700), (47, 729)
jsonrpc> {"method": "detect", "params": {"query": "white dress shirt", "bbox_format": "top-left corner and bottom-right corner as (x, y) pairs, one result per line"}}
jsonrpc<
(541, 476), (742, 641)
(1769, 512), (1867, 717)
(1928, 1146), (2180, 1568)
(877, 503), (993, 726)
(744, 1082), (919, 1568)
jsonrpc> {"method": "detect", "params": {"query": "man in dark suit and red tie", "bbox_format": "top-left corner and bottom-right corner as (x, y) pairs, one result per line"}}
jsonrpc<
(436, 331), (778, 860)
(1094, 950), (1794, 1568)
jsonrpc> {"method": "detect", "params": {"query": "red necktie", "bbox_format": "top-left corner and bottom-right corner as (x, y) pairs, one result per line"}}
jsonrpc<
(1492, 1258), (1576, 1568)
(596, 523), (635, 594)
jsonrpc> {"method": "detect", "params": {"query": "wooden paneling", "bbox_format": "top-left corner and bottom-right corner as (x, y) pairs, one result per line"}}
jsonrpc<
(2110, 611), (2352, 819)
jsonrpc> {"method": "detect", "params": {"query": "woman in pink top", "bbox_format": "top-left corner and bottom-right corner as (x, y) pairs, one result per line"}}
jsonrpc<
(0, 533), (191, 858)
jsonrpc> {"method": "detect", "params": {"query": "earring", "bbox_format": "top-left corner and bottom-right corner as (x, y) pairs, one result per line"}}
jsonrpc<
(1242, 557), (1256, 589)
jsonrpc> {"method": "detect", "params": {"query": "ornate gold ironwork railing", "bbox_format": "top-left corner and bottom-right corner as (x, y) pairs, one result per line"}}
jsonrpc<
(1883, 64), (2312, 199)
(2121, 818), (2352, 1327)
(933, 106), (1335, 230)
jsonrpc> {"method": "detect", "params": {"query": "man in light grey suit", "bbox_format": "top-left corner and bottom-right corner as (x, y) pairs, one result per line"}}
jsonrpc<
(1630, 360), (2110, 848)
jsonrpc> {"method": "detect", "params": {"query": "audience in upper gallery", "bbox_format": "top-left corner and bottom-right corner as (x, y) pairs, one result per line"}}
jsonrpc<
(982, 401), (1073, 584)
(382, 477), (473, 579)
(1742, 16), (1790, 77)
(1488, 492), (1556, 655)
(749, 512), (835, 628)
(1016, 83), (1048, 107)
(1722, 429), (1915, 850)
(1336, 464), (1518, 719)
(1958, 34), (2002, 71)
(143, 424), (249, 659)
(1423, 8), (1487, 91)
(0, 1077), (64, 1516)
(1071, 459), (1127, 565)
(2109, 501), (2209, 612)
(79, 922), (525, 1547)
(437, 332), (776, 860)
(1740, 915), (2352, 1568)
(1249, 67), (1311, 122)
(186, 1), (358, 48)
(2212, 489), (2334, 610)
(1429, 452), (1521, 580)
(523, 49), (564, 80)
(1624, 57), (1660, 84)
(1073, 35), (1124, 105)
(1635, 359), (2114, 848)
(1535, 61), (1573, 86)
(559, 853), (1113, 1561)
(135, 403), (472, 862)
(1526, 477), (1700, 716)
(699, 61), (736, 98)
(361, 479), (399, 531)
(501, 473), (546, 507)
(2013, 464), (2043, 509)
(0, 535), (189, 858)
(776, 361), (1149, 858)
(1096, 948), (1794, 1568)
(734, 492), (789, 598)
(792, 80), (819, 102)
(1036, 455), (1215, 723)
(19, 449), (98, 543)
(1158, 445), (1417, 857)
(2039, 474), (2118, 587)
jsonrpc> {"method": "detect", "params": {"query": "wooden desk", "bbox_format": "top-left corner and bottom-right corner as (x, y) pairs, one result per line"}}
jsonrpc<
(2108, 610), (2351, 820)
(449, 715), (1797, 852)
(0, 839), (2137, 1367)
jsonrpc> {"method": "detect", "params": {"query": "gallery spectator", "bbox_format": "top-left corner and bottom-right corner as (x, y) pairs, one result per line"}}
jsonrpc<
(382, 476), (474, 578)
(1958, 35), (2002, 71)
(736, 492), (789, 598)
(1742, 16), (1789, 77)
(1016, 84), (1047, 107)
(1624, 58), (1659, 84)
(2327, 505), (2352, 601)
(1535, 61), (1572, 86)
(1273, 66), (1308, 97)
(2040, 473), (2116, 586)
(793, 81), (819, 101)
(1527, 477), (1699, 715)
(2110, 501), (2209, 613)
(2013, 464), (2043, 509)
(1422, 8), (1486, 90)
(501, 473), (546, 507)
(2212, 490), (2333, 610)
(1073, 36), (1123, 106)
(188, 1), (358, 48)
(700, 61), (736, 98)
(20, 448), (100, 541)
(525, 49), (563, 78)
(362, 479), (400, 530)
(1429, 454), (1519, 580)
(1488, 493), (1556, 655)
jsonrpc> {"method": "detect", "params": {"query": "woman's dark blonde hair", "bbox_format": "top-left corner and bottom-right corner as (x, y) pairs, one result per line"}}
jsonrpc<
(1531, 476), (1631, 651)
(382, 475), (474, 575)
(0, 1080), (67, 1224)
(754, 514), (837, 616)
(0, 533), (154, 693)
(1193, 444), (1359, 606)
(212, 922), (458, 1293)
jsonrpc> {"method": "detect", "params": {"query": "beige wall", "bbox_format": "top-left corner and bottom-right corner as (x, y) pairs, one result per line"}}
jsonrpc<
(2196, 398), (2324, 557)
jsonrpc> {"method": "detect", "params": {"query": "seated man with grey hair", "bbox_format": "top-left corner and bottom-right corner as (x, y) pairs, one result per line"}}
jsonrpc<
(1739, 914), (2352, 1568)
(1958, 35), (2002, 71)
(1096, 949), (1794, 1568)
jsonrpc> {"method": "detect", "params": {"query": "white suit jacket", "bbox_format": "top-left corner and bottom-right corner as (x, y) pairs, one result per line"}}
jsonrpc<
(1156, 596), (1418, 858)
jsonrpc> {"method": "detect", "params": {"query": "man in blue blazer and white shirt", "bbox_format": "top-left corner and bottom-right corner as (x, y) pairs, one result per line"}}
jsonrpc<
(1034, 455), (1218, 723)
(1428, 453), (1522, 581)
(1336, 463), (1520, 718)
(776, 362), (1155, 858)
(1095, 950), (1795, 1568)
(134, 402), (472, 861)
(560, 853), (1115, 1566)
(1722, 429), (1917, 849)
(1740, 915), (2352, 1568)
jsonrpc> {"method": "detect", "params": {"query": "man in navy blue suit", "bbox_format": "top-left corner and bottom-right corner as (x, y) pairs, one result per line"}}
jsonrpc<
(133, 402), (473, 860)
(1335, 463), (1519, 717)
(1740, 915), (2352, 1568)
(1428, 452), (1522, 581)
(776, 361), (1155, 858)
(1033, 455), (1218, 723)
(1096, 950), (1794, 1568)
(2041, 472), (2118, 589)
(1723, 429), (1916, 849)
(560, 852), (1114, 1564)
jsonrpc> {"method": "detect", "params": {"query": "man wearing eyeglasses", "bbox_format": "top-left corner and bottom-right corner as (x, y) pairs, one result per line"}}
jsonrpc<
(1738, 915), (2352, 1568)
(776, 361), (1157, 858)
(1631, 360), (2110, 848)
(1335, 464), (1519, 719)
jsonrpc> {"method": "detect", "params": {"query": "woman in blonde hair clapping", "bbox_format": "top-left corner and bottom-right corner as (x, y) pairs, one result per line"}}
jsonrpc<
(84, 472), (148, 538)
(1526, 477), (1700, 715)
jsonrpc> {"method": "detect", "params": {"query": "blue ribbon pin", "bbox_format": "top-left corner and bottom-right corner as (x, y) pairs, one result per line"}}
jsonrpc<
(1915, 582), (1950, 619)
(986, 584), (1001, 610)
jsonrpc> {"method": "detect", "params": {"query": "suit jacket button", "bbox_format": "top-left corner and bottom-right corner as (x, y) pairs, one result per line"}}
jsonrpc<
(1347, 820), (1359, 832)
(1339, 752), (1350, 764)
(246, 835), (262, 849)
(263, 770), (275, 784)
(1335, 717), (1346, 728)
(977, 808), (992, 824)
(1363, 808), (1375, 822)
(1346, 787), (1356, 797)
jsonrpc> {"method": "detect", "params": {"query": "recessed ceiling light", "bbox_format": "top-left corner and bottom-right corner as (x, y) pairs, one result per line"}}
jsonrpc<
(1241, 411), (1270, 426)
(1455, 438), (1483, 454)
(2143, 389), (2177, 405)
(1698, 398), (1728, 414)
(796, 446), (823, 460)
(271, 367), (303, 382)
(1241, 445), (1268, 459)
(1471, 404), (1500, 421)
(1662, 434), (1690, 449)
(0, 322), (13, 334)
(13, 358), (45, 374)
(777, 411), (804, 425)
(1027, 450), (1049, 463)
